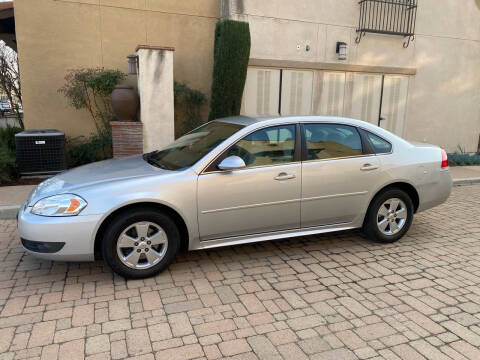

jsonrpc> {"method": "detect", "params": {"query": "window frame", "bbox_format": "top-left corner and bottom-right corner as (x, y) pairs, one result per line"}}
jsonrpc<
(202, 123), (302, 174)
(300, 122), (371, 162)
(358, 128), (393, 155)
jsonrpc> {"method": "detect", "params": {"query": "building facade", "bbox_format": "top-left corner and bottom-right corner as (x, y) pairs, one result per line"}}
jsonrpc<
(14, 0), (480, 152)
(14, 0), (219, 137)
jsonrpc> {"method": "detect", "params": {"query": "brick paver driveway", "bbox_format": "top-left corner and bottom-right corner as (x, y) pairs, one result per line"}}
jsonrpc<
(1, 185), (480, 360)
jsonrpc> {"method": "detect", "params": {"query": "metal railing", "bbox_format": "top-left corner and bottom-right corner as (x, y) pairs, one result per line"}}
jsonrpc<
(355, 0), (418, 47)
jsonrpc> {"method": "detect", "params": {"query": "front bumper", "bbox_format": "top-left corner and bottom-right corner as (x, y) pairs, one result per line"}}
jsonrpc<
(18, 204), (102, 261)
(21, 238), (65, 253)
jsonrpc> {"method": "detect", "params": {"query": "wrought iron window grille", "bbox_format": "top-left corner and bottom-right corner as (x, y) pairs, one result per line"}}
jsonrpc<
(355, 0), (418, 48)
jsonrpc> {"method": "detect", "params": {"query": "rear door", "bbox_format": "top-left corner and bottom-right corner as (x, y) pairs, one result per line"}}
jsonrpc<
(301, 123), (381, 227)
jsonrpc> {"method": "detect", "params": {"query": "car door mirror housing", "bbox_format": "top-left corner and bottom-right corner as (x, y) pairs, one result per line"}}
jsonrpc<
(217, 156), (247, 171)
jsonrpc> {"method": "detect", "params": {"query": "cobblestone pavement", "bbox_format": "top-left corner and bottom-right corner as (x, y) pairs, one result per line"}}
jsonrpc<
(1, 185), (480, 360)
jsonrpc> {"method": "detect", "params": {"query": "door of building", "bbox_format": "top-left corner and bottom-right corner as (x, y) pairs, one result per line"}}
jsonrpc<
(241, 67), (410, 138)
(242, 68), (281, 116)
(280, 70), (314, 116)
(379, 75), (409, 136)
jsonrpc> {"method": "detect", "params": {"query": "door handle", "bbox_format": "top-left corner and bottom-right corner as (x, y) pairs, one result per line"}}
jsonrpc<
(361, 164), (379, 171)
(274, 172), (296, 181)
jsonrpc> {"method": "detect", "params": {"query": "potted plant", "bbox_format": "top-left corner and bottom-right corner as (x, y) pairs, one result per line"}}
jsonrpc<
(59, 68), (128, 164)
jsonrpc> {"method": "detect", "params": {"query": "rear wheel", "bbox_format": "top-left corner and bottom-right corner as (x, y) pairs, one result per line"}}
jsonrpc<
(102, 209), (180, 278)
(363, 188), (414, 243)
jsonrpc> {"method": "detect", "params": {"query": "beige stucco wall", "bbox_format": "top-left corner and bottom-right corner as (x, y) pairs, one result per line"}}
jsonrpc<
(14, 0), (219, 138)
(225, 0), (480, 152)
(14, 0), (480, 152)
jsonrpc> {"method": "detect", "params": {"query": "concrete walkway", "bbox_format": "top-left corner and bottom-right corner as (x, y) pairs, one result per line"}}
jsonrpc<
(0, 185), (35, 219)
(0, 185), (35, 206)
(449, 166), (480, 184)
(0, 167), (479, 219)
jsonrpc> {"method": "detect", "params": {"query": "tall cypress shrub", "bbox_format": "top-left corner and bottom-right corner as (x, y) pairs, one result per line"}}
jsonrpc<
(209, 20), (251, 121)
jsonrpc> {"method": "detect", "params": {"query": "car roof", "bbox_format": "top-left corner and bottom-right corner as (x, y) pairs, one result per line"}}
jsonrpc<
(214, 115), (411, 147)
(216, 115), (371, 128)
(214, 116), (268, 126)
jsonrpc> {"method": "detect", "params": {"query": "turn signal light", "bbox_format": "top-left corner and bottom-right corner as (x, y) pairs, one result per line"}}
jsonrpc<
(66, 198), (82, 213)
(441, 149), (449, 168)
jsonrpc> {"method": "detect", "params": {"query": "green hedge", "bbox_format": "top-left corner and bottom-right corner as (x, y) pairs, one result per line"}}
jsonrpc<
(0, 126), (22, 184)
(209, 20), (251, 121)
(67, 132), (112, 168)
(174, 81), (207, 136)
(448, 153), (480, 166)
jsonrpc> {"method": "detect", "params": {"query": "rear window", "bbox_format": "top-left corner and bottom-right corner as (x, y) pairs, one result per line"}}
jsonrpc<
(365, 131), (392, 154)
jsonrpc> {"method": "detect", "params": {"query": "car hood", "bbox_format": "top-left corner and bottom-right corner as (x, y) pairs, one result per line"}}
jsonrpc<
(27, 155), (168, 205)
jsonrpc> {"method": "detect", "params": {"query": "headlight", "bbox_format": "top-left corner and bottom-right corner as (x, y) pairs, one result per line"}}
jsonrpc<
(31, 194), (87, 217)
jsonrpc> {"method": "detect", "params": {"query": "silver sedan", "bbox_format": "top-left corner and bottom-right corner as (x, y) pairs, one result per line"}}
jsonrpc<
(18, 116), (452, 278)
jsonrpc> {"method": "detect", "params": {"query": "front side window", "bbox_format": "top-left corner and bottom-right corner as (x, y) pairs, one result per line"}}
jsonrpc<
(225, 125), (296, 167)
(365, 131), (392, 154)
(303, 123), (363, 161)
(145, 121), (244, 170)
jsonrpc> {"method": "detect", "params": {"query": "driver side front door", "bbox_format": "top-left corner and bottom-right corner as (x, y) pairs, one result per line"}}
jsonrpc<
(197, 124), (301, 241)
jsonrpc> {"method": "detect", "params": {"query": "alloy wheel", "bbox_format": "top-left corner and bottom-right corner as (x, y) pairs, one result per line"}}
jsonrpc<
(376, 198), (407, 236)
(116, 221), (168, 269)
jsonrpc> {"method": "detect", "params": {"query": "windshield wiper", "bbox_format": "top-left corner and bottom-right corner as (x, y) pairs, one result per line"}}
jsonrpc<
(143, 152), (167, 169)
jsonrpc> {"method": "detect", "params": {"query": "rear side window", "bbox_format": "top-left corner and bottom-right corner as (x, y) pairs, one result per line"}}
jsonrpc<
(303, 124), (363, 161)
(365, 131), (392, 154)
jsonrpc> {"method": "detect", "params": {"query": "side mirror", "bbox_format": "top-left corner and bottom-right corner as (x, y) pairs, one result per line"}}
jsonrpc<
(217, 156), (246, 171)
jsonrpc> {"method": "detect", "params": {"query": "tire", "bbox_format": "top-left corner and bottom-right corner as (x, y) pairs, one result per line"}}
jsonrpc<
(102, 208), (180, 279)
(363, 188), (414, 243)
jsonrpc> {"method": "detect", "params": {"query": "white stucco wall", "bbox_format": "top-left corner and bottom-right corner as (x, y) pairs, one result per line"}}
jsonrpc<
(137, 47), (175, 153)
(224, 0), (480, 152)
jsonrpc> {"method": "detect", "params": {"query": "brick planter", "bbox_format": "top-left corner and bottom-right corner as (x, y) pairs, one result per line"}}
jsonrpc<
(110, 121), (143, 158)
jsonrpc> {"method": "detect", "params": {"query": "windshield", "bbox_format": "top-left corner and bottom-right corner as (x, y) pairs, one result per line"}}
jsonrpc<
(144, 121), (244, 170)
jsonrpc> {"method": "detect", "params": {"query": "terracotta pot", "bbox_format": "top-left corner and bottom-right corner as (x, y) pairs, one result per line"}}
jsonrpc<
(111, 85), (139, 121)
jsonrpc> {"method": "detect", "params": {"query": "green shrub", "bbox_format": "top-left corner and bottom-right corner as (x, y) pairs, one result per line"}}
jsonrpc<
(0, 125), (22, 151)
(174, 81), (207, 136)
(58, 68), (126, 134)
(209, 20), (251, 121)
(0, 142), (16, 184)
(67, 132), (112, 168)
(448, 153), (480, 166)
(58, 67), (125, 167)
(0, 126), (22, 184)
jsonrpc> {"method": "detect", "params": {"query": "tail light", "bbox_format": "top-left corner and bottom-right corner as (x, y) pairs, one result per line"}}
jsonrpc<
(441, 149), (449, 168)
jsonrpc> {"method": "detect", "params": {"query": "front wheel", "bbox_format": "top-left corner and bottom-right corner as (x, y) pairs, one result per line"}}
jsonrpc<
(102, 209), (180, 279)
(363, 188), (414, 243)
